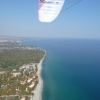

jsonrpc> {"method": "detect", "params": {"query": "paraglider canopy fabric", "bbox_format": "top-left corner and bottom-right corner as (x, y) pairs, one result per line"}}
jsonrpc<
(38, 0), (65, 22)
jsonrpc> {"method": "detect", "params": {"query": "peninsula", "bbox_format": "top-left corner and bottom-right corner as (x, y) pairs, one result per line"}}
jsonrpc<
(0, 36), (45, 100)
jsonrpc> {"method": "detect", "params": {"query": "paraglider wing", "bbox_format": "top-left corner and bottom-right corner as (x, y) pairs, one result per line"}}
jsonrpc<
(38, 0), (65, 22)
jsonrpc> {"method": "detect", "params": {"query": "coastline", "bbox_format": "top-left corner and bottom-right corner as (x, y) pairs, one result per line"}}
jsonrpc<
(31, 51), (46, 100)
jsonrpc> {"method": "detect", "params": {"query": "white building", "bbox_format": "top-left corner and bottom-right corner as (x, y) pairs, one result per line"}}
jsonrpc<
(12, 72), (21, 77)
(27, 78), (33, 83)
(29, 82), (35, 88)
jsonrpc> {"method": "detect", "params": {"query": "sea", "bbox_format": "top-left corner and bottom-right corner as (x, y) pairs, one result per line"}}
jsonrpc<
(22, 38), (100, 100)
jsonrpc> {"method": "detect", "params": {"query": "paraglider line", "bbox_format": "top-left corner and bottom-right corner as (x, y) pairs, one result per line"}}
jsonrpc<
(61, 0), (82, 12)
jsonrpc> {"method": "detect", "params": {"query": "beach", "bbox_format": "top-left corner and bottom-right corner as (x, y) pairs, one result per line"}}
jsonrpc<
(31, 52), (46, 100)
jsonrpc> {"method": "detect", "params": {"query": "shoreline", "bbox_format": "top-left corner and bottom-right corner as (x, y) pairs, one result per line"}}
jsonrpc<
(31, 51), (46, 100)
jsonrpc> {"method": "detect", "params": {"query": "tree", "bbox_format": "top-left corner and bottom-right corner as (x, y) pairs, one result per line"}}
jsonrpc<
(2, 86), (8, 95)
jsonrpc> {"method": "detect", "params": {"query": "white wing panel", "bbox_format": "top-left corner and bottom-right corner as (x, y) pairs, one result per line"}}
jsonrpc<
(38, 0), (65, 22)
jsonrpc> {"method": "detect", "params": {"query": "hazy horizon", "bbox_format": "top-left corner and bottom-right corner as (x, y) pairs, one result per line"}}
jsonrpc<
(0, 0), (100, 39)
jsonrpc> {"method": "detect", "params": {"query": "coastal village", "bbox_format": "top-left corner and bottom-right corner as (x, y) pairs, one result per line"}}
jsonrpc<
(0, 36), (45, 100)
(0, 63), (38, 100)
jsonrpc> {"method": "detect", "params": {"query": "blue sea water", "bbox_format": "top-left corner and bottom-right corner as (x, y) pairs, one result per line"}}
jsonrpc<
(22, 38), (100, 100)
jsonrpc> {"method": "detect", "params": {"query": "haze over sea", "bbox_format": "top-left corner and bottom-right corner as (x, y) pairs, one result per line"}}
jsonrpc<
(22, 38), (100, 100)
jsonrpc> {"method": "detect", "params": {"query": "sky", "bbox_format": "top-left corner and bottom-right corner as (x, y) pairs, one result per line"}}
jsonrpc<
(0, 0), (100, 39)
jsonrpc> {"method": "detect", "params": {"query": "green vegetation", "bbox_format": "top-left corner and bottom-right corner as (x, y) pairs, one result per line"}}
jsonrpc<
(0, 42), (45, 71)
(0, 41), (45, 99)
